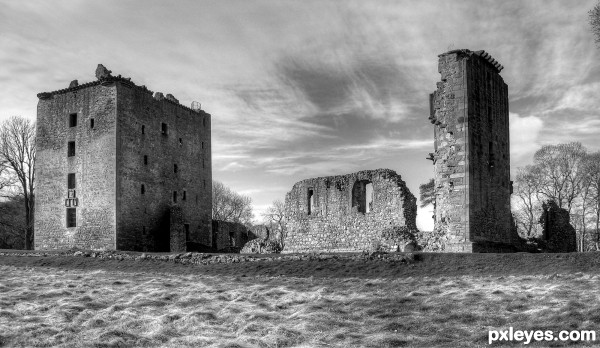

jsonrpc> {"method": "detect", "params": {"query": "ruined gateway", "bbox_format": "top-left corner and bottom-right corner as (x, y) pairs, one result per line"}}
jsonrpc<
(283, 169), (418, 253)
(35, 65), (212, 252)
(429, 49), (516, 252)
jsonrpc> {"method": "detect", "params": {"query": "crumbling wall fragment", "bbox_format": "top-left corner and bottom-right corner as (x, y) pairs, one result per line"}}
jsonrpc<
(283, 169), (418, 253)
(539, 200), (577, 253)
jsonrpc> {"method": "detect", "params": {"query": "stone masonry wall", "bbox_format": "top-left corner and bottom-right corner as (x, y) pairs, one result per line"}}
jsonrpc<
(211, 220), (250, 251)
(35, 84), (117, 250)
(35, 65), (212, 252)
(116, 81), (212, 252)
(430, 49), (514, 252)
(283, 169), (417, 253)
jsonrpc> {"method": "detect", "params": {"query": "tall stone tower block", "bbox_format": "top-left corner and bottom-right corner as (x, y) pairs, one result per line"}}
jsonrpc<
(35, 65), (212, 252)
(429, 49), (514, 252)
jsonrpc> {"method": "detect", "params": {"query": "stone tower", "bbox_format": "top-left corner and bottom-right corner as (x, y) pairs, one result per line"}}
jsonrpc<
(35, 64), (212, 252)
(429, 49), (514, 252)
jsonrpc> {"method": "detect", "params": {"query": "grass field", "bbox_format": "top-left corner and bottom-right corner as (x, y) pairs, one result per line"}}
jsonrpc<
(1, 253), (600, 347)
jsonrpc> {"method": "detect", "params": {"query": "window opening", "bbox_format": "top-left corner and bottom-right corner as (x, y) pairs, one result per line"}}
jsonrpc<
(307, 189), (314, 215)
(68, 173), (76, 189)
(67, 141), (75, 157)
(365, 183), (374, 213)
(69, 113), (77, 127)
(352, 180), (373, 214)
(66, 208), (76, 227)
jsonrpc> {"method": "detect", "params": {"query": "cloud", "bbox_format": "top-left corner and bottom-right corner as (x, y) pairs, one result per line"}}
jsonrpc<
(550, 82), (600, 112)
(509, 112), (544, 162)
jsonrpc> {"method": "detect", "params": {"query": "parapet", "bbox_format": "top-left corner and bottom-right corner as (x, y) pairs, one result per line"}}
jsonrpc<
(439, 49), (504, 73)
(37, 64), (205, 114)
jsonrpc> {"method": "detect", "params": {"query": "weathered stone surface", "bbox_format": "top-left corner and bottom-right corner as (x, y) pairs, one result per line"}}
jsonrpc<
(539, 200), (577, 253)
(429, 49), (514, 252)
(69, 80), (78, 88)
(283, 169), (418, 253)
(211, 220), (251, 252)
(95, 64), (112, 79)
(165, 94), (179, 103)
(35, 64), (212, 252)
(250, 225), (270, 240)
(240, 238), (282, 254)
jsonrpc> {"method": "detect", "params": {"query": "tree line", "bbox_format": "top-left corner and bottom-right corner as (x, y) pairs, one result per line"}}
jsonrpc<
(513, 143), (600, 251)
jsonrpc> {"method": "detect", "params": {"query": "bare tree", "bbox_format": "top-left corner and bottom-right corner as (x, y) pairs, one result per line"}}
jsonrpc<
(533, 142), (587, 214)
(590, 1), (600, 46)
(262, 199), (287, 246)
(0, 116), (36, 249)
(512, 165), (542, 238)
(212, 180), (253, 225)
(583, 152), (600, 250)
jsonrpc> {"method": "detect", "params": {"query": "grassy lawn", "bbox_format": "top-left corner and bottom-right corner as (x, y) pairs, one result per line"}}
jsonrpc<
(1, 256), (600, 347)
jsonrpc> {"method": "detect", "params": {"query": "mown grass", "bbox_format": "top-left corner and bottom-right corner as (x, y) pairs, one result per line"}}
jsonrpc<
(1, 265), (599, 347)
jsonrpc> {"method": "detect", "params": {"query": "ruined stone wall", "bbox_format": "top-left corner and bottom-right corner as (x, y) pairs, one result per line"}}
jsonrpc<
(35, 84), (118, 250)
(283, 169), (417, 253)
(211, 220), (250, 251)
(116, 82), (212, 252)
(430, 49), (513, 252)
(539, 201), (577, 253)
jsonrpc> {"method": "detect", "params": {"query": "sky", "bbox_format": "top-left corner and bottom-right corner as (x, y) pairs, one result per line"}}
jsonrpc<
(1, 0), (599, 230)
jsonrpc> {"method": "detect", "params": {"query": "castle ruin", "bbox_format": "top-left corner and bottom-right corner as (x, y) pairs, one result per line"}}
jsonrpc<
(429, 49), (516, 252)
(283, 169), (418, 253)
(35, 64), (212, 252)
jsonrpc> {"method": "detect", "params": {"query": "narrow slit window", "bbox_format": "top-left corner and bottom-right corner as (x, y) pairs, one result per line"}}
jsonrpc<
(173, 191), (178, 203)
(69, 113), (77, 127)
(141, 184), (145, 195)
(67, 173), (76, 189)
(67, 141), (75, 157)
(66, 208), (76, 227)
(90, 118), (95, 129)
(174, 164), (178, 173)
(179, 138), (182, 145)
(183, 190), (187, 201)
(142, 125), (145, 134)
(161, 123), (168, 135)
(144, 155), (148, 165)
(201, 142), (204, 149)
(307, 189), (314, 215)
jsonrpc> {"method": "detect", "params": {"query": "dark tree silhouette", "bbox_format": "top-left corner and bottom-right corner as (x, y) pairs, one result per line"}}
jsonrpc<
(590, 1), (600, 46)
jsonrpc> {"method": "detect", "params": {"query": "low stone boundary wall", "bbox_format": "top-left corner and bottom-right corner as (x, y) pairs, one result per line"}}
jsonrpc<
(0, 250), (418, 265)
